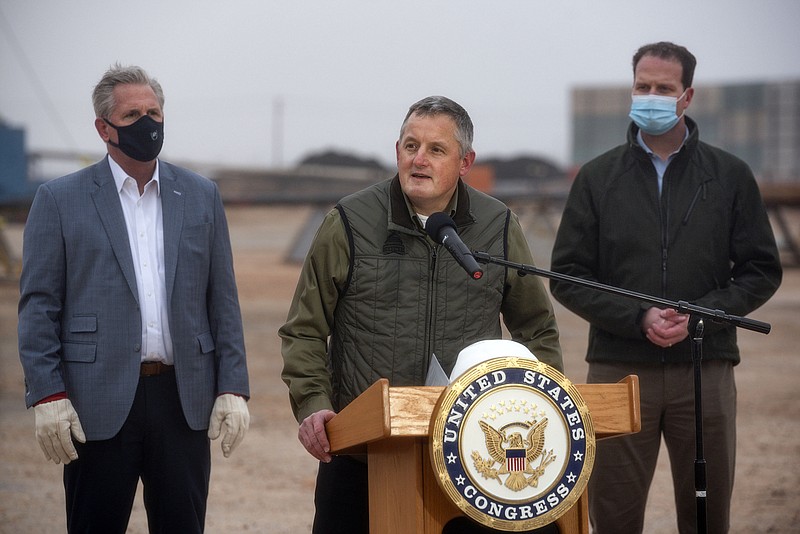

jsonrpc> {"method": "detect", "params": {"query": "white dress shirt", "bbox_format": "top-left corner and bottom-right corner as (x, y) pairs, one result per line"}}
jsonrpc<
(108, 156), (174, 364)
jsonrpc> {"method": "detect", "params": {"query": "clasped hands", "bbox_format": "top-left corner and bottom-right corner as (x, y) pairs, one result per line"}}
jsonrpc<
(643, 306), (690, 348)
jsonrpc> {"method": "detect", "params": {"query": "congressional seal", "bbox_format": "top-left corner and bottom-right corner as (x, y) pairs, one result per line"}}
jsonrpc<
(429, 356), (595, 531)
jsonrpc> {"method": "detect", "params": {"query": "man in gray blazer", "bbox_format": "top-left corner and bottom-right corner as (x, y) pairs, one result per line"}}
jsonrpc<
(18, 64), (250, 534)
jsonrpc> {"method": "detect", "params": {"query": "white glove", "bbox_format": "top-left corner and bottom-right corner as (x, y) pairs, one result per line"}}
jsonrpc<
(208, 393), (250, 458)
(34, 398), (86, 465)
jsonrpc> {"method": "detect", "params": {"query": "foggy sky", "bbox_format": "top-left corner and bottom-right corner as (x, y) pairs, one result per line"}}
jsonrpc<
(2, 0), (798, 170)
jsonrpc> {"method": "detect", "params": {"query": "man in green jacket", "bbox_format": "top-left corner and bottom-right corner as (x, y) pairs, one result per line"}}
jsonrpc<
(280, 95), (562, 533)
(550, 42), (782, 533)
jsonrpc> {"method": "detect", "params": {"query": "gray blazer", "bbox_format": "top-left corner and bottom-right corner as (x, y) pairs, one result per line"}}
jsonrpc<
(18, 157), (249, 440)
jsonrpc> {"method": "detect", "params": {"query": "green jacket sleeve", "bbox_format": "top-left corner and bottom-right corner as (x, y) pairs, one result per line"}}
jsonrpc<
(279, 209), (350, 422)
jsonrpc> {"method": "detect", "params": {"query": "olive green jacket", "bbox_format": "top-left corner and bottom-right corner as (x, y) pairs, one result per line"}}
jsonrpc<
(281, 176), (561, 422)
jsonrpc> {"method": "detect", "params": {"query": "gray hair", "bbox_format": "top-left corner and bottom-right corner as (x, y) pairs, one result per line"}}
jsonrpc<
(399, 96), (474, 158)
(92, 63), (165, 118)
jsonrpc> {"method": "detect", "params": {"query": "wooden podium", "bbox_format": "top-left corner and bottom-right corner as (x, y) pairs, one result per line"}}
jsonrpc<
(326, 375), (640, 534)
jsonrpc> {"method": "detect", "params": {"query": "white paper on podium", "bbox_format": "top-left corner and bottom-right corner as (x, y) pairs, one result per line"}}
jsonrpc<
(425, 353), (449, 386)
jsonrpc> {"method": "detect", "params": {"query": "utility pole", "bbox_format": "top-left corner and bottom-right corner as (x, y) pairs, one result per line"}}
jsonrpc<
(272, 96), (284, 168)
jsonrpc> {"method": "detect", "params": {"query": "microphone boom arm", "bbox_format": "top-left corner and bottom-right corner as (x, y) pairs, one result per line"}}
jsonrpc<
(472, 251), (771, 335)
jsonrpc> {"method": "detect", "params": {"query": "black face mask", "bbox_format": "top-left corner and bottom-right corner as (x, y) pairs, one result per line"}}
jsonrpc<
(104, 115), (164, 162)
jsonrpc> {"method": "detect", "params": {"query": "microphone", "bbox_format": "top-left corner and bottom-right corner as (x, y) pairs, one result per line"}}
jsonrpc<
(425, 212), (483, 280)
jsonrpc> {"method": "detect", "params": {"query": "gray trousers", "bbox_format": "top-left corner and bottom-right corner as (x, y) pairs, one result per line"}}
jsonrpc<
(587, 360), (736, 534)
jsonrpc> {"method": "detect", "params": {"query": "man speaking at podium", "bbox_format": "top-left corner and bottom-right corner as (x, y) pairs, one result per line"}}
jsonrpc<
(280, 95), (562, 533)
(550, 42), (782, 533)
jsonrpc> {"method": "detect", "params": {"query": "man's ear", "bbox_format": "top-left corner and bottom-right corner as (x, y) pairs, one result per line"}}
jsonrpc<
(95, 117), (110, 142)
(682, 87), (695, 111)
(459, 150), (476, 177)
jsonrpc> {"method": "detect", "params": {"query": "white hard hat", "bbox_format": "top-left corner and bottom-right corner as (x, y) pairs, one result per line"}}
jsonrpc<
(449, 339), (538, 383)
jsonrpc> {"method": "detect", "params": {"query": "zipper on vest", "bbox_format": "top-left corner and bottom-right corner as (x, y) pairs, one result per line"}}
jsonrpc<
(422, 245), (438, 378)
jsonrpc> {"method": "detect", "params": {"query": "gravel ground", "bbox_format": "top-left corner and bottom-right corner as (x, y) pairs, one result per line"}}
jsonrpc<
(1, 204), (798, 533)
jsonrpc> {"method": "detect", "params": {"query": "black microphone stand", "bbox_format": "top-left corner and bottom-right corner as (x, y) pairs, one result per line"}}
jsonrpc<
(691, 318), (707, 532)
(473, 251), (771, 534)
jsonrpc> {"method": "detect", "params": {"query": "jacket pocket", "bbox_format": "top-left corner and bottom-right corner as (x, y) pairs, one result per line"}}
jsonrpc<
(70, 314), (97, 333)
(197, 331), (215, 354)
(62, 342), (97, 362)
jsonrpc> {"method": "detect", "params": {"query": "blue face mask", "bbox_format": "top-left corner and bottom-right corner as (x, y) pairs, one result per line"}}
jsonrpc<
(629, 91), (687, 135)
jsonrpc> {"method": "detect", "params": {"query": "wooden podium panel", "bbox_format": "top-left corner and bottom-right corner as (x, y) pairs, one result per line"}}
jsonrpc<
(326, 375), (640, 533)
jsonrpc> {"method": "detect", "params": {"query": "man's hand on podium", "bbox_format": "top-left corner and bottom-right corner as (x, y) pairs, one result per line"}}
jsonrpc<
(299, 409), (336, 462)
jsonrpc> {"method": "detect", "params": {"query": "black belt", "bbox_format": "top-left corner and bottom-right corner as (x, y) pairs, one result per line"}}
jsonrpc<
(140, 361), (173, 377)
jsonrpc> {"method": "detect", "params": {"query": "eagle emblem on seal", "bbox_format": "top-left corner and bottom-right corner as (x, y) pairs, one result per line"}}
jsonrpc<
(472, 418), (556, 491)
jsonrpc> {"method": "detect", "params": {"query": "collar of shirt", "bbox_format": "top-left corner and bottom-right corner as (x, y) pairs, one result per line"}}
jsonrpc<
(636, 127), (689, 164)
(108, 155), (161, 197)
(408, 192), (458, 231)
(636, 128), (689, 192)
